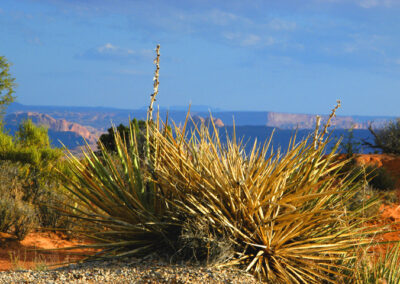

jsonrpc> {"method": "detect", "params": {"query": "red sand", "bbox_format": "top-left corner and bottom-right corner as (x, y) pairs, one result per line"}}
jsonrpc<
(0, 231), (93, 271)
(354, 154), (400, 188)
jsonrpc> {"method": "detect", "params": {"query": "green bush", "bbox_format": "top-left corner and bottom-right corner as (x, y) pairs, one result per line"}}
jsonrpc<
(13, 201), (36, 240)
(340, 161), (396, 191)
(0, 197), (37, 240)
(36, 188), (75, 232)
(0, 197), (17, 233)
(97, 119), (147, 155)
(366, 119), (400, 155)
(0, 120), (75, 238)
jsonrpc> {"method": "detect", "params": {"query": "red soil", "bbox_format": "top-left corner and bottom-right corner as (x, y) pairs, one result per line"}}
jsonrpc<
(354, 154), (400, 251)
(0, 231), (93, 271)
(354, 154), (400, 188)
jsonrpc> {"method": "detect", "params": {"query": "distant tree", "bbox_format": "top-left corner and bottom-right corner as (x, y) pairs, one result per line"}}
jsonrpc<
(364, 119), (400, 155)
(0, 56), (16, 119)
(98, 119), (146, 154)
(340, 127), (362, 157)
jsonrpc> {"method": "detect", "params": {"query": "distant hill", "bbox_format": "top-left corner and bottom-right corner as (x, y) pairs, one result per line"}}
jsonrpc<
(6, 103), (396, 131)
(3, 112), (101, 149)
(3, 103), (397, 154)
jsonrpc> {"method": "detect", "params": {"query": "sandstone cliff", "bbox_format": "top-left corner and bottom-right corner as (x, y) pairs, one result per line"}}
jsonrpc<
(5, 112), (101, 144)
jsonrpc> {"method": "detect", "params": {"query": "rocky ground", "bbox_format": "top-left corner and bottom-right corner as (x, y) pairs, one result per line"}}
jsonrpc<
(0, 257), (260, 284)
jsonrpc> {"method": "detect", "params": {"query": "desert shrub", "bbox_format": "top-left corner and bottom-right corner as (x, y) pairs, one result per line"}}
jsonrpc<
(0, 161), (37, 239)
(0, 121), (76, 237)
(98, 119), (147, 154)
(365, 119), (400, 155)
(0, 197), (37, 240)
(339, 160), (396, 191)
(12, 201), (36, 240)
(35, 186), (75, 231)
(0, 197), (17, 233)
(175, 215), (233, 265)
(366, 165), (396, 191)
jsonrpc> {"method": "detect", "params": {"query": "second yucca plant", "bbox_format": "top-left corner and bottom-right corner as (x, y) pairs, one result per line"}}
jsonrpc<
(151, 110), (384, 283)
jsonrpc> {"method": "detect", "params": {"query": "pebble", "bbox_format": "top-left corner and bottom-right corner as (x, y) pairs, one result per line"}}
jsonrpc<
(0, 257), (262, 283)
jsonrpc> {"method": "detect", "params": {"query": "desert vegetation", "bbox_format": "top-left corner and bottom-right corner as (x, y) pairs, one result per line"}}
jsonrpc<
(1, 48), (400, 283)
(366, 119), (400, 155)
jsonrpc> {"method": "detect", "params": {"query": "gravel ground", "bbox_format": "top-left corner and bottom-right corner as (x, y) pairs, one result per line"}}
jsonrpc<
(0, 257), (262, 283)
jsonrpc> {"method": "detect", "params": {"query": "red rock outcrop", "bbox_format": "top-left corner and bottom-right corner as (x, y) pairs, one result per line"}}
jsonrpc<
(5, 112), (101, 144)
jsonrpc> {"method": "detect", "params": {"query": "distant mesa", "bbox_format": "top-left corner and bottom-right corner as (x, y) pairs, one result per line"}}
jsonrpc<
(4, 112), (102, 147)
(191, 115), (224, 128)
(265, 112), (385, 129)
(5, 102), (396, 130)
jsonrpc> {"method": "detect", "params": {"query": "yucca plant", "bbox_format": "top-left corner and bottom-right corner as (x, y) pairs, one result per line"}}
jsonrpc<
(150, 106), (386, 283)
(55, 44), (183, 260)
(59, 117), (181, 260)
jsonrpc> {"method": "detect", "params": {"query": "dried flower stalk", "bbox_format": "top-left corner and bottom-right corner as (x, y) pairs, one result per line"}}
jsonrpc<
(147, 44), (160, 122)
(314, 100), (341, 149)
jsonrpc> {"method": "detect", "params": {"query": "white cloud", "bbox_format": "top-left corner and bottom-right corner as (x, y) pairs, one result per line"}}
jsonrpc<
(97, 43), (117, 52)
(223, 32), (276, 47)
(77, 43), (152, 61)
(241, 34), (261, 46)
(204, 10), (239, 26)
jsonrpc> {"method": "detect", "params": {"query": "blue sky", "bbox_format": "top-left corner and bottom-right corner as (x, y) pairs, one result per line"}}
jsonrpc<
(1, 0), (400, 116)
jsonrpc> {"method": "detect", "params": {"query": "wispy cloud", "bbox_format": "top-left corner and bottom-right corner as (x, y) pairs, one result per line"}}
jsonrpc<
(357, 0), (396, 8)
(223, 32), (276, 47)
(29, 0), (400, 69)
(76, 43), (152, 62)
(314, 0), (398, 8)
(268, 19), (297, 31)
(198, 9), (240, 26)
